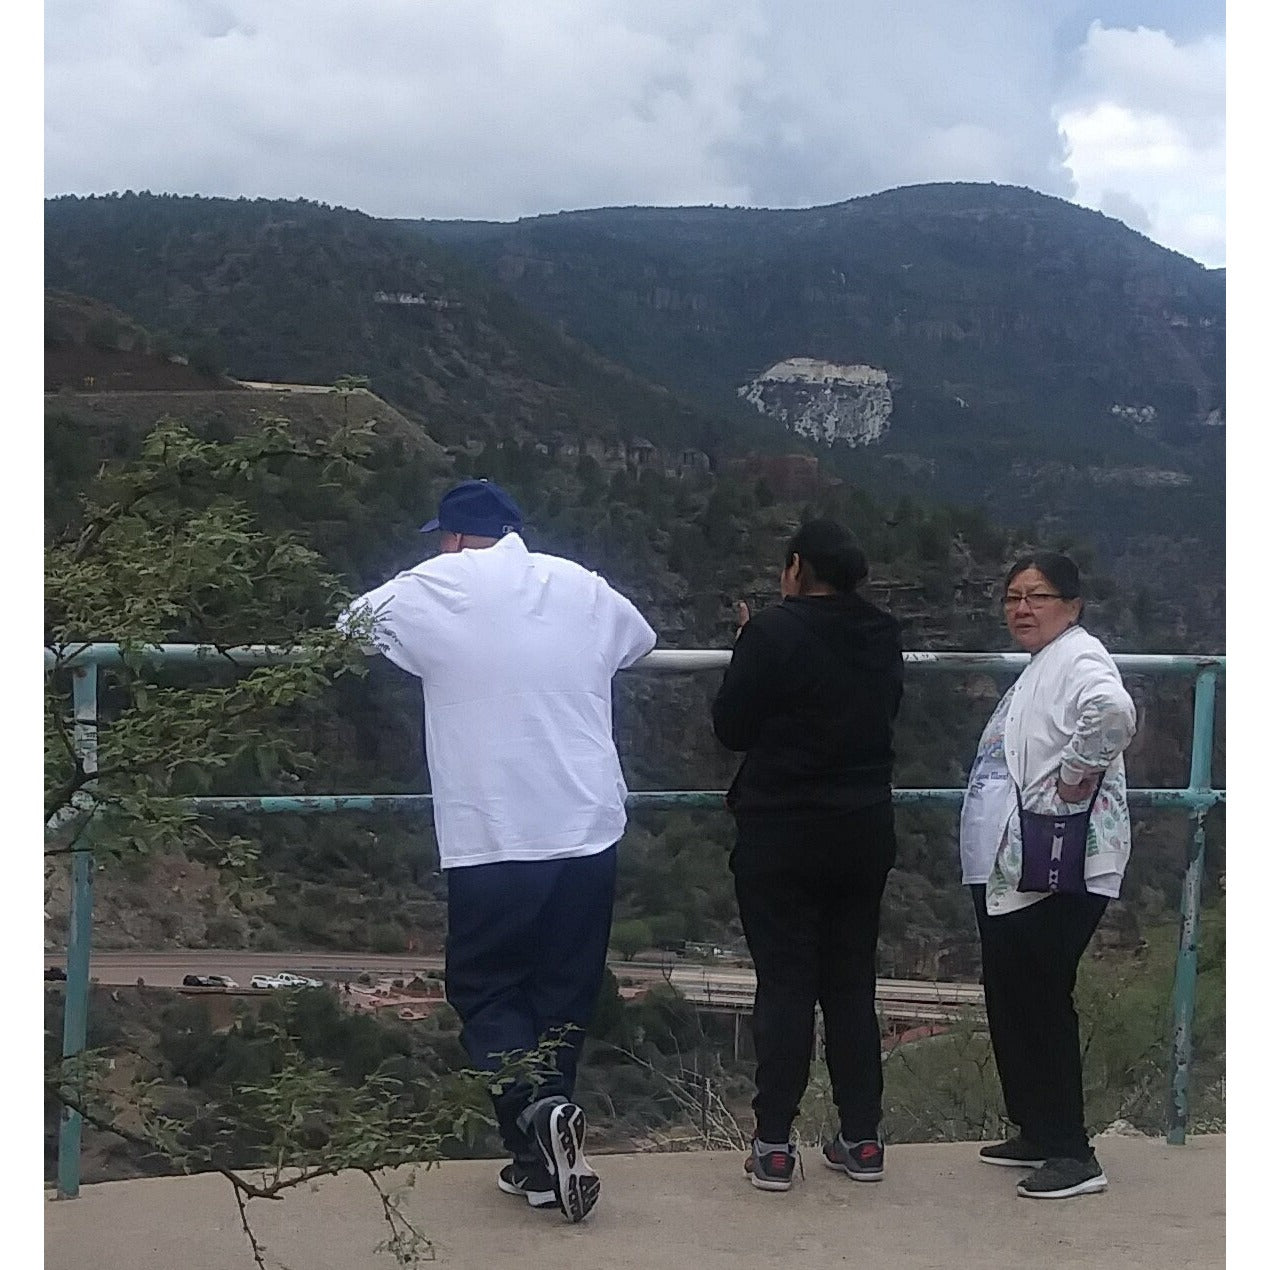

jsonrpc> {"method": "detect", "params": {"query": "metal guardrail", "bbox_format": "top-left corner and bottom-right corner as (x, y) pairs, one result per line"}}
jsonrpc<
(44, 642), (1225, 1197)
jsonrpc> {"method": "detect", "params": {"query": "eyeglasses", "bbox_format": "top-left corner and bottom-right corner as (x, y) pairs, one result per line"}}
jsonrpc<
(1002, 591), (1065, 611)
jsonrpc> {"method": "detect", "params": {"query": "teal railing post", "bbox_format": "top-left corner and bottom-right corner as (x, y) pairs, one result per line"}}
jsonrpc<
(1167, 668), (1218, 1145)
(56, 663), (98, 1198)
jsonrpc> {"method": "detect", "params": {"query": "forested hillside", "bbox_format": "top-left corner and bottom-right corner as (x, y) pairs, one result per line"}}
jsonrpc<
(43, 289), (1221, 977)
(46, 188), (1225, 648)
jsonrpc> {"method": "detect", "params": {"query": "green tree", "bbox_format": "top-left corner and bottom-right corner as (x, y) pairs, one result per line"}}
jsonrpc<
(188, 334), (227, 378)
(577, 453), (604, 495)
(649, 912), (688, 947)
(587, 968), (628, 1043)
(149, 329), (176, 359)
(44, 416), (373, 867)
(610, 918), (654, 960)
(85, 316), (122, 351)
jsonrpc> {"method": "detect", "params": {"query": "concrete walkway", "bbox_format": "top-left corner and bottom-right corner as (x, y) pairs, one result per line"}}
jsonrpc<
(45, 1136), (1224, 1270)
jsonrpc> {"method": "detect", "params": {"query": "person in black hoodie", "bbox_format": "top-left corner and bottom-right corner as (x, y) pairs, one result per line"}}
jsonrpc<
(712, 519), (903, 1193)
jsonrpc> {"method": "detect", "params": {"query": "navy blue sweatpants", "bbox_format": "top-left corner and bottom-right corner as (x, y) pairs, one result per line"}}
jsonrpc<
(444, 845), (617, 1161)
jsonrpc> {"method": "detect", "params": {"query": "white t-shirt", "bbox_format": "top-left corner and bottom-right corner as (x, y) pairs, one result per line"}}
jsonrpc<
(342, 533), (657, 869)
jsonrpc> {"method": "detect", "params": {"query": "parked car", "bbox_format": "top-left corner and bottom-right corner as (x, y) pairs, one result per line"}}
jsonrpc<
(182, 974), (238, 989)
(44, 965), (67, 982)
(248, 973), (321, 990)
(276, 971), (324, 988)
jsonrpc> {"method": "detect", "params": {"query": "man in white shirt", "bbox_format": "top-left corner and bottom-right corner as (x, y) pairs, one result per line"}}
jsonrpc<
(342, 479), (656, 1223)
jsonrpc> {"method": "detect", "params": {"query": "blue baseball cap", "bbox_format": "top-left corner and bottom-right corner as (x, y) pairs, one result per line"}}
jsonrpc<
(419, 479), (524, 537)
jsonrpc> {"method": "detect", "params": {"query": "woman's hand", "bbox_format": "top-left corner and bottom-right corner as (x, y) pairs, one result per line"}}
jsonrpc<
(734, 600), (750, 641)
(1057, 772), (1101, 803)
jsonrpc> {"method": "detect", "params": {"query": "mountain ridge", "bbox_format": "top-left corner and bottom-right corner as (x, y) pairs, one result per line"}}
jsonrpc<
(418, 181), (1218, 269)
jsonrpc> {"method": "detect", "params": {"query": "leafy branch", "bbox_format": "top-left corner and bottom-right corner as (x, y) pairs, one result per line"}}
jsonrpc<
(44, 414), (381, 868)
(41, 414), (466, 1266)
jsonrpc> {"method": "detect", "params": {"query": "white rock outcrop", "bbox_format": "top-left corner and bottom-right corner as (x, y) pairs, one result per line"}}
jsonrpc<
(1110, 403), (1158, 426)
(739, 357), (892, 447)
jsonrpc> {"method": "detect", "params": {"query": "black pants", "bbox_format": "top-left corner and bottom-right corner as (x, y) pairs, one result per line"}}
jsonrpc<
(971, 883), (1109, 1161)
(444, 846), (617, 1162)
(731, 802), (896, 1145)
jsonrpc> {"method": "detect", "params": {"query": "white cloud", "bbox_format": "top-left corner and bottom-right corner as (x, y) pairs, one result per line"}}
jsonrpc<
(1056, 21), (1225, 264)
(44, 0), (1073, 216)
(1067, 20), (1224, 136)
(44, 2), (1224, 265)
(1097, 188), (1152, 234)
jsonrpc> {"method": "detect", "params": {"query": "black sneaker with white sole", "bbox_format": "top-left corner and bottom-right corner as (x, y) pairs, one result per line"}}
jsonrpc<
(979, 1136), (1047, 1168)
(744, 1141), (797, 1192)
(1016, 1155), (1108, 1199)
(529, 1100), (601, 1222)
(497, 1160), (557, 1209)
(822, 1135), (885, 1181)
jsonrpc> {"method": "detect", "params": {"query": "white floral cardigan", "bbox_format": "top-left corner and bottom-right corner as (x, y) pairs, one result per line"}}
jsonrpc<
(970, 625), (1137, 916)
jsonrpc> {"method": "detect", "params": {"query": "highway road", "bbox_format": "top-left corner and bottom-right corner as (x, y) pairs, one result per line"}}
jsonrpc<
(44, 949), (984, 1018)
(43, 949), (448, 988)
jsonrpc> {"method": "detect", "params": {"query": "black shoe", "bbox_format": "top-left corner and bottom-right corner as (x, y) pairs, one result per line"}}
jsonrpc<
(979, 1136), (1047, 1168)
(744, 1140), (797, 1192)
(529, 1100), (601, 1223)
(1016, 1156), (1108, 1199)
(497, 1161), (557, 1209)
(822, 1135), (885, 1181)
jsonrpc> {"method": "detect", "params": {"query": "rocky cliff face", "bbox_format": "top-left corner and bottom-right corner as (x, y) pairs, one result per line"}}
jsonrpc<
(739, 357), (892, 447)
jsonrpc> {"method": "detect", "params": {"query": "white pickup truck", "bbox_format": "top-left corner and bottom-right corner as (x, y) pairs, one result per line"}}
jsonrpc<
(250, 971), (324, 990)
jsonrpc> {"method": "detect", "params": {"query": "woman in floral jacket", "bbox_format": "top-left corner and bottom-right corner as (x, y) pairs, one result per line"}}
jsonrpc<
(959, 552), (1136, 1200)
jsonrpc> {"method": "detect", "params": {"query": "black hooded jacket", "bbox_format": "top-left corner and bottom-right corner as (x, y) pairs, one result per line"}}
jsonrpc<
(711, 592), (904, 829)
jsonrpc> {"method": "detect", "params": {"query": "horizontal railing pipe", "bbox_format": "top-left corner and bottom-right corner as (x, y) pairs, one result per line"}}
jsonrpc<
(45, 642), (1226, 678)
(177, 787), (1224, 816)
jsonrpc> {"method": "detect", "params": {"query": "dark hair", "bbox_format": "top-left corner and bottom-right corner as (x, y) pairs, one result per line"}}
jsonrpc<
(1004, 552), (1082, 599)
(786, 519), (869, 592)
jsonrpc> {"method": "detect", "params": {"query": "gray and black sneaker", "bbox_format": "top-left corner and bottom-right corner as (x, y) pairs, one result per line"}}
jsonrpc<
(1016, 1155), (1108, 1199)
(497, 1160), (557, 1209)
(822, 1134), (885, 1181)
(744, 1140), (798, 1192)
(528, 1100), (601, 1223)
(979, 1136), (1047, 1168)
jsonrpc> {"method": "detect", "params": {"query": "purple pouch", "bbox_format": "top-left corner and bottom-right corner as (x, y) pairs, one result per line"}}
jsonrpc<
(1015, 774), (1105, 895)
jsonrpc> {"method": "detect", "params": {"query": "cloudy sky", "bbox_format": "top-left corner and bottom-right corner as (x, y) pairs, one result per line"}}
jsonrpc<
(44, 1), (1226, 266)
